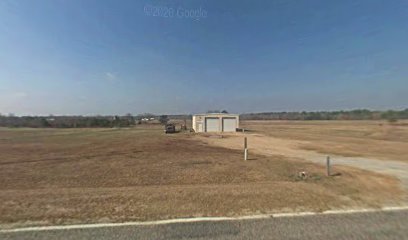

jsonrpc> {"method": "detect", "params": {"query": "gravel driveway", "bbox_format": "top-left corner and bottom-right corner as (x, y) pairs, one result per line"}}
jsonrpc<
(199, 133), (408, 192)
(307, 154), (408, 191)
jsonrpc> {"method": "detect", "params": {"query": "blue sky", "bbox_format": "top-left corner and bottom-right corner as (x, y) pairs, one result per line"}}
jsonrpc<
(0, 0), (407, 115)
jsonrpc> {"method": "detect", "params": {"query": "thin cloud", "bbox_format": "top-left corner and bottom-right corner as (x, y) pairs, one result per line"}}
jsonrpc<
(12, 92), (28, 98)
(105, 72), (117, 81)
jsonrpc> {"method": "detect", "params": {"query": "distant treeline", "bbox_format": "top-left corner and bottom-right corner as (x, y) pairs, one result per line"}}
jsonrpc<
(0, 113), (183, 128)
(1, 109), (407, 128)
(240, 109), (408, 121)
(0, 115), (138, 128)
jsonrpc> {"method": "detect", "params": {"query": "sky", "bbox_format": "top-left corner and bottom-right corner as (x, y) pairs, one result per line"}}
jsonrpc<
(0, 0), (407, 115)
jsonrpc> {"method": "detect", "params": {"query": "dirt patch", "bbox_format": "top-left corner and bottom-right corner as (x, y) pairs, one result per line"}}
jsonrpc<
(240, 120), (408, 162)
(195, 125), (408, 194)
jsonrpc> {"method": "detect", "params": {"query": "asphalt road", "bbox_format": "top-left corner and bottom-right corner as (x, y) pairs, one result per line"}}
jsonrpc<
(2, 210), (408, 240)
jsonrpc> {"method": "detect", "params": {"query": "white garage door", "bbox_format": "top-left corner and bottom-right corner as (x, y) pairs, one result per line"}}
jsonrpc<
(222, 118), (236, 132)
(205, 118), (219, 132)
(197, 122), (203, 132)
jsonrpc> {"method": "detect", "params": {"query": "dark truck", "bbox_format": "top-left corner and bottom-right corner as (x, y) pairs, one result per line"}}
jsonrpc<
(165, 124), (176, 134)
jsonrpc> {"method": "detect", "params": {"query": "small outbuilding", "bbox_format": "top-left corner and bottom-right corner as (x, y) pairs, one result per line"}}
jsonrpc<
(192, 113), (239, 133)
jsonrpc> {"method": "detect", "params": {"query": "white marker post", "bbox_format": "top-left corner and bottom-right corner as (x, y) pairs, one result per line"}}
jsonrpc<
(244, 137), (248, 161)
(326, 156), (331, 176)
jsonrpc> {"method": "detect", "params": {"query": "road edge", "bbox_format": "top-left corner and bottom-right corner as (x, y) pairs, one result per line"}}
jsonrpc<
(1, 206), (408, 233)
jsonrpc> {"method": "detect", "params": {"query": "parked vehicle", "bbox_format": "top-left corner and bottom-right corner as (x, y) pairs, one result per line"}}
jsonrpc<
(165, 124), (176, 134)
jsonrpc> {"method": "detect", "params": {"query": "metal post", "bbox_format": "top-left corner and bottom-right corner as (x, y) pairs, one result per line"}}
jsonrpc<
(244, 137), (248, 161)
(326, 156), (331, 176)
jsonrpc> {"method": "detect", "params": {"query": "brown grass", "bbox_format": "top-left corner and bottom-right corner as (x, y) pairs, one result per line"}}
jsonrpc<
(0, 125), (403, 228)
(241, 120), (408, 162)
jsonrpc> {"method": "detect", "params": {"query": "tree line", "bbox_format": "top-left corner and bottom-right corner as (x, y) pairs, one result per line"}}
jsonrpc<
(0, 115), (135, 128)
(240, 109), (408, 121)
(0, 109), (407, 128)
(0, 113), (179, 128)
(0, 113), (167, 128)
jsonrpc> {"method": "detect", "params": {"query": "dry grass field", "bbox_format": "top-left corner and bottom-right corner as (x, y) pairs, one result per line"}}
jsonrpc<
(0, 123), (404, 228)
(241, 120), (408, 162)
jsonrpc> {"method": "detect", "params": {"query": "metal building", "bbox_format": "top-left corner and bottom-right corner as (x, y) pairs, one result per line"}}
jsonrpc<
(192, 113), (239, 133)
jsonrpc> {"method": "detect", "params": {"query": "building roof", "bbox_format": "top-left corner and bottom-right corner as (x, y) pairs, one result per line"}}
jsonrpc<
(193, 113), (239, 117)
